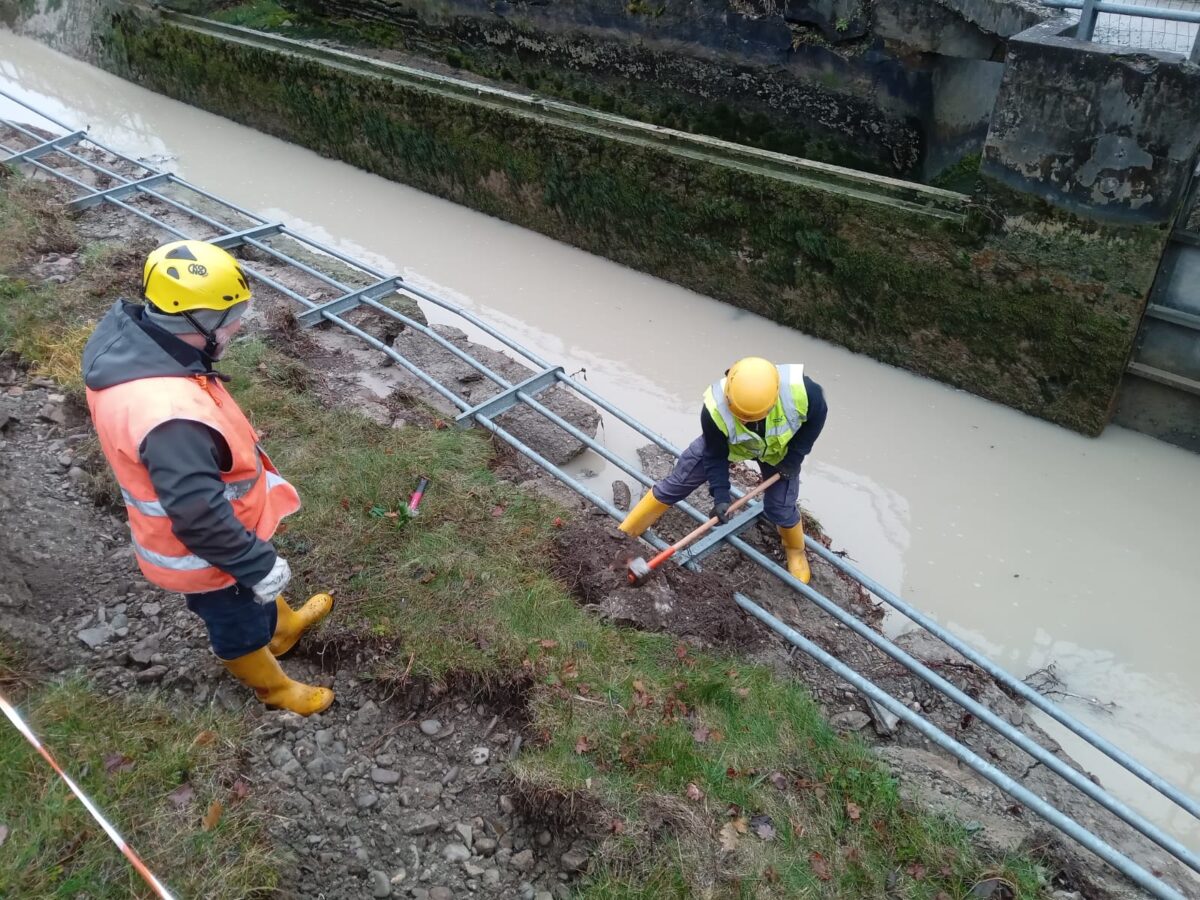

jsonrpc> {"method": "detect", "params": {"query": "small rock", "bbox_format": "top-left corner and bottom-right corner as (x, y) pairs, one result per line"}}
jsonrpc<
(559, 848), (589, 873)
(371, 767), (402, 785)
(429, 888), (453, 900)
(269, 745), (295, 768)
(405, 813), (440, 835)
(483, 869), (501, 887)
(355, 700), (381, 724)
(455, 822), (473, 847)
(67, 466), (87, 484)
(56, 449), (74, 467)
(865, 697), (901, 736)
(442, 843), (471, 863)
(128, 633), (161, 667)
(109, 613), (129, 630)
(370, 870), (392, 897)
(536, 831), (552, 848)
(611, 479), (632, 511)
(463, 862), (486, 877)
(475, 837), (497, 856)
(135, 665), (168, 684)
(534, 892), (553, 900)
(498, 795), (514, 815)
(511, 849), (535, 872)
(38, 402), (66, 425)
(468, 747), (490, 766)
(420, 719), (441, 736)
(77, 625), (114, 650)
(142, 602), (161, 617)
(830, 710), (872, 733)
(356, 790), (380, 810)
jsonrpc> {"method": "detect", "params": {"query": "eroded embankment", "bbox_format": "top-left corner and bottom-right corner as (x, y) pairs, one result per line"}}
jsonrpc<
(0, 134), (1191, 899)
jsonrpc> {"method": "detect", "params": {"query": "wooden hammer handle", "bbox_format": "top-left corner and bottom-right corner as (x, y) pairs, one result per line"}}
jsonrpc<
(647, 473), (782, 570)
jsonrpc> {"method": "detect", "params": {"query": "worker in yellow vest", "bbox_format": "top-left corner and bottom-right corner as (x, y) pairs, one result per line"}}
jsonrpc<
(82, 240), (334, 716)
(619, 357), (827, 583)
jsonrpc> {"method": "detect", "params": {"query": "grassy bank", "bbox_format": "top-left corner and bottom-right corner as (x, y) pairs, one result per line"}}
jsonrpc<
(0, 175), (1048, 896)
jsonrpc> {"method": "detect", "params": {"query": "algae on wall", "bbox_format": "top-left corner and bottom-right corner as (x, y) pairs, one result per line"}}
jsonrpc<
(100, 9), (1164, 435)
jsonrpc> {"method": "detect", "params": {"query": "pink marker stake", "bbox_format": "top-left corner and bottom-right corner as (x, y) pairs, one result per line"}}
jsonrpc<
(408, 477), (430, 515)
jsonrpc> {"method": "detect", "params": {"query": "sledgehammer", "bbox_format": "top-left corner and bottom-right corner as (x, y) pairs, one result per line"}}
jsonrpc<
(625, 474), (781, 585)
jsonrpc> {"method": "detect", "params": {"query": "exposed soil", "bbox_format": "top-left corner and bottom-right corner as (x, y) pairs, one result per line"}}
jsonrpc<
(549, 520), (764, 650)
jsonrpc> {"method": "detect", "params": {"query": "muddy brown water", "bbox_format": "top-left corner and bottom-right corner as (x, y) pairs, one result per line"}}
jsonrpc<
(2, 31), (1199, 853)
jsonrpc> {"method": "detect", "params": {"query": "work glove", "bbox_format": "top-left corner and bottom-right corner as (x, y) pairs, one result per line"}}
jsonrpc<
(710, 501), (731, 524)
(250, 556), (291, 605)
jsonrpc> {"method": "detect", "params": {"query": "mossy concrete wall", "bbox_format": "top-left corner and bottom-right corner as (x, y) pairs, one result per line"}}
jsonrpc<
(984, 19), (1200, 228)
(275, 0), (1045, 177)
(98, 8), (1166, 434)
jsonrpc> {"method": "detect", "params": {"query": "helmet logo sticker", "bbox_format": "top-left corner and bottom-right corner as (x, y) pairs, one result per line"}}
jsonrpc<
(188, 263), (208, 277)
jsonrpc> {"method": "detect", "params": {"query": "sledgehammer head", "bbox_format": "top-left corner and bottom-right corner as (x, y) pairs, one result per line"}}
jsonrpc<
(626, 556), (653, 586)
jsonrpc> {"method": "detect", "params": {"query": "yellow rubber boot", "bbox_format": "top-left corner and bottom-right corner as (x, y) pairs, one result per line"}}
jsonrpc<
(618, 491), (670, 537)
(777, 522), (812, 584)
(269, 593), (335, 657)
(223, 647), (334, 716)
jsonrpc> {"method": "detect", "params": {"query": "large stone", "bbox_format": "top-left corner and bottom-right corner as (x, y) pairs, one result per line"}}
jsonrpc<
(371, 767), (402, 785)
(390, 326), (601, 467)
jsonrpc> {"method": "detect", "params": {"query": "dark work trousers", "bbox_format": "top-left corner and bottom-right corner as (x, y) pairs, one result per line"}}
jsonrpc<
(185, 582), (277, 660)
(649, 436), (802, 528)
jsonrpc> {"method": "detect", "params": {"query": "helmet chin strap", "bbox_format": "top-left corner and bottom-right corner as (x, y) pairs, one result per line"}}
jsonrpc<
(181, 309), (231, 363)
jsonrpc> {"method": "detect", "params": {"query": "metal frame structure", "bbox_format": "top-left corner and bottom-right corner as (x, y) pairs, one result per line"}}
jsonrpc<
(2, 90), (1198, 899)
(1043, 0), (1200, 61)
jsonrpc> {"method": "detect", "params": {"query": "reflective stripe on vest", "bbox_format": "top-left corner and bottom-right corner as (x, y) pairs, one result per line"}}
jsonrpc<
(704, 365), (808, 465)
(87, 374), (301, 594)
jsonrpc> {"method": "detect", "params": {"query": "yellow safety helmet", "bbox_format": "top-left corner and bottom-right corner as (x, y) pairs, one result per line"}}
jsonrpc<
(725, 356), (780, 422)
(143, 239), (251, 315)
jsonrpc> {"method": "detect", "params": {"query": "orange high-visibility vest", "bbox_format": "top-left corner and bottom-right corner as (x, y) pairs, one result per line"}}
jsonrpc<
(86, 374), (301, 593)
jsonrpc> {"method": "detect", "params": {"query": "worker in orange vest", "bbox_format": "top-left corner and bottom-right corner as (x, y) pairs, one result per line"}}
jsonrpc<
(82, 239), (333, 716)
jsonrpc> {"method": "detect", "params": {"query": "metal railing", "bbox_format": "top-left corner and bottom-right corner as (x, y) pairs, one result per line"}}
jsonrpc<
(2, 90), (1198, 899)
(1043, 0), (1200, 61)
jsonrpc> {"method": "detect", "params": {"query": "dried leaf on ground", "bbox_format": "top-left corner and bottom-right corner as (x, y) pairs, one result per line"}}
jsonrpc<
(0, 825), (8, 847)
(750, 814), (775, 841)
(907, 862), (927, 881)
(731, 816), (749, 835)
(191, 730), (217, 747)
(718, 822), (740, 853)
(231, 779), (250, 802)
(810, 851), (832, 881)
(764, 865), (779, 883)
(491, 505), (505, 517)
(735, 687), (750, 698)
(845, 800), (862, 822)
(608, 818), (625, 835)
(692, 724), (711, 743)
(768, 771), (788, 791)
(167, 783), (195, 809)
(675, 643), (688, 660)
(538, 639), (558, 650)
(201, 800), (223, 831)
(574, 734), (593, 754)
(103, 753), (134, 776)
(685, 783), (704, 801)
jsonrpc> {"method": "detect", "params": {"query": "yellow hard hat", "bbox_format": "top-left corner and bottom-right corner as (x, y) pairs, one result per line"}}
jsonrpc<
(725, 357), (779, 421)
(143, 240), (251, 314)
